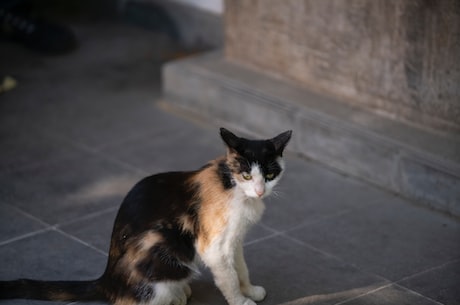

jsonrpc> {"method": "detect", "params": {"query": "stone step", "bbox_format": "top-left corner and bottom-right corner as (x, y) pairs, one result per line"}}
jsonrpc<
(162, 51), (460, 217)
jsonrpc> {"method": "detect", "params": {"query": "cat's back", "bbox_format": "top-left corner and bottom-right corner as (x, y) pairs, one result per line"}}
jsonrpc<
(128, 171), (196, 199)
(121, 170), (198, 212)
(111, 160), (229, 245)
(111, 171), (199, 234)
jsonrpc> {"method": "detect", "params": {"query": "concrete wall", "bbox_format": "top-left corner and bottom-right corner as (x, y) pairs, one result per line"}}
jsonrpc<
(225, 0), (460, 133)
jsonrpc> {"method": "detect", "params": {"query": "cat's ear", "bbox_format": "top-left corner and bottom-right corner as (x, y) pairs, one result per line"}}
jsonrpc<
(271, 130), (292, 156)
(220, 128), (240, 150)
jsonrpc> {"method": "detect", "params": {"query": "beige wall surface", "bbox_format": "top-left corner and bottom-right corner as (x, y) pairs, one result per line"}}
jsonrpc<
(225, 0), (460, 133)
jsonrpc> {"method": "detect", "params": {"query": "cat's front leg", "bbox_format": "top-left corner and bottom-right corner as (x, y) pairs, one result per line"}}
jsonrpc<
(203, 252), (256, 305)
(235, 243), (266, 302)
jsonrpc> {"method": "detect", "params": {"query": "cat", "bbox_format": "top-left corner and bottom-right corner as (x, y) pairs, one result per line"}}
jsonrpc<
(0, 127), (292, 305)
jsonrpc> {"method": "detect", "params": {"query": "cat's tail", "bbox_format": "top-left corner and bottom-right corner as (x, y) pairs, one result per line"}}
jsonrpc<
(0, 278), (106, 302)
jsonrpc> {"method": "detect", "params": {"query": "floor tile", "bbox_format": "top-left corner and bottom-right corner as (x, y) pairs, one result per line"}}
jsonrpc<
(0, 151), (141, 225)
(337, 284), (440, 305)
(0, 230), (107, 305)
(0, 129), (79, 175)
(242, 235), (387, 305)
(245, 224), (278, 245)
(0, 203), (47, 244)
(59, 209), (118, 254)
(260, 156), (386, 232)
(398, 260), (460, 305)
(99, 121), (223, 173)
(287, 197), (460, 281)
(0, 230), (106, 279)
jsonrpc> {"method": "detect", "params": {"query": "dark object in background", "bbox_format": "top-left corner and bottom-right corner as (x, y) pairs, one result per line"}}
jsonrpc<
(122, 1), (180, 43)
(0, 6), (78, 55)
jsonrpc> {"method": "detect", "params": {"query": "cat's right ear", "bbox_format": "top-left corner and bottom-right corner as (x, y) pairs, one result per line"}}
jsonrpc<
(271, 130), (292, 156)
(220, 128), (240, 150)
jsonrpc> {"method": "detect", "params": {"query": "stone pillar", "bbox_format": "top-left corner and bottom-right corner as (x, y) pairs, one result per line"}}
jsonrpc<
(225, 0), (460, 133)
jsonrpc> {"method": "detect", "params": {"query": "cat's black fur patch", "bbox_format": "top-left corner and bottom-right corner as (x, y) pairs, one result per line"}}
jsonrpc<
(220, 128), (291, 181)
(232, 142), (282, 179)
(137, 243), (192, 281)
(217, 160), (235, 189)
(99, 171), (200, 302)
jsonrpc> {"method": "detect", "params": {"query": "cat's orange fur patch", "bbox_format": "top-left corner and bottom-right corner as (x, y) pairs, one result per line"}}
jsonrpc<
(190, 158), (231, 254)
(178, 214), (195, 233)
(138, 231), (163, 251)
(48, 291), (74, 301)
(113, 296), (137, 305)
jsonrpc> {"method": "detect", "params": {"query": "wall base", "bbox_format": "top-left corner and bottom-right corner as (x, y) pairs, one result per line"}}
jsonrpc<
(162, 51), (460, 218)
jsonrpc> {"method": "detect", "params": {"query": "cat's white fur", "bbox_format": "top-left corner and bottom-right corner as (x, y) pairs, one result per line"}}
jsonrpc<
(201, 186), (265, 305)
(146, 281), (190, 305)
(237, 158), (285, 199)
(148, 159), (285, 305)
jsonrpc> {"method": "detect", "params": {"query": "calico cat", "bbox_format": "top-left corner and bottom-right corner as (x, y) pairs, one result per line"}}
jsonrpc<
(0, 127), (292, 305)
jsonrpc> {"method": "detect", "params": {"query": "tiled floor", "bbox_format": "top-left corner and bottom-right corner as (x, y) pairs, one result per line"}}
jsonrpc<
(1, 21), (459, 305)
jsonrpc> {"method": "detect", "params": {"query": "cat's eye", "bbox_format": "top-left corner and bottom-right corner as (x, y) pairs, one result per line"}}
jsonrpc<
(265, 173), (275, 180)
(242, 172), (252, 180)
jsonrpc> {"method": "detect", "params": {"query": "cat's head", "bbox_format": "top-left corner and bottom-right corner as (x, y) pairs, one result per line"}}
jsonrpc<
(220, 128), (292, 199)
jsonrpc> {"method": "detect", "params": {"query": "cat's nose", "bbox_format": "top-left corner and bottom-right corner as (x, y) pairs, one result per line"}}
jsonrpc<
(255, 188), (265, 197)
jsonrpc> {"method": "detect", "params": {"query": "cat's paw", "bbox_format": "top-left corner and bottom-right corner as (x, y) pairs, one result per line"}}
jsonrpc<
(242, 285), (266, 302)
(183, 283), (192, 299)
(241, 297), (257, 305)
(169, 290), (188, 305)
(152, 282), (189, 305)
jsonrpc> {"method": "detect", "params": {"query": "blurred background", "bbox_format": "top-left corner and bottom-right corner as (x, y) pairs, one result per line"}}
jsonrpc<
(1, 1), (459, 305)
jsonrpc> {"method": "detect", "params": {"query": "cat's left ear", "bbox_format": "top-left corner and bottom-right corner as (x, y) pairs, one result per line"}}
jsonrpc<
(220, 127), (240, 150)
(271, 130), (292, 156)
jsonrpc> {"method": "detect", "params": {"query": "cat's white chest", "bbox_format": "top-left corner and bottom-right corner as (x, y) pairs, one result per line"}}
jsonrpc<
(222, 194), (264, 251)
(201, 193), (265, 265)
(230, 195), (265, 228)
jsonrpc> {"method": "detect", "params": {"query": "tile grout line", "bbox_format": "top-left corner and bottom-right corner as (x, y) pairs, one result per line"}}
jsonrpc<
(395, 257), (460, 285)
(331, 283), (445, 305)
(5, 201), (116, 235)
(0, 203), (54, 247)
(244, 232), (282, 247)
(2, 203), (110, 257)
(393, 257), (460, 305)
(257, 219), (358, 269)
(332, 283), (393, 305)
(93, 122), (176, 152)
(43, 129), (149, 176)
(256, 219), (398, 304)
(256, 211), (388, 281)
(0, 227), (54, 247)
(53, 227), (108, 257)
(281, 232), (381, 278)
(55, 206), (119, 228)
(5, 202), (53, 228)
(275, 283), (392, 305)
(274, 232), (454, 305)
(393, 283), (445, 305)
(282, 208), (354, 233)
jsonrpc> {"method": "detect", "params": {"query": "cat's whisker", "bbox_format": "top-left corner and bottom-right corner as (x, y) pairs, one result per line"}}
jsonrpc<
(269, 189), (285, 199)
